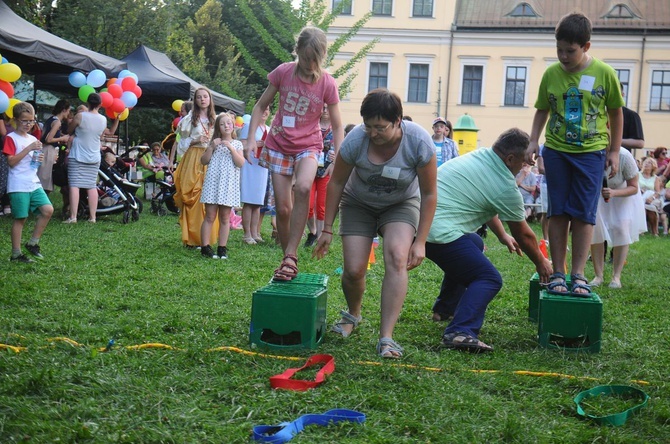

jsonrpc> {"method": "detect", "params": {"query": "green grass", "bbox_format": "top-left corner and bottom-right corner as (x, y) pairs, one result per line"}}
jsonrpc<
(1, 193), (669, 443)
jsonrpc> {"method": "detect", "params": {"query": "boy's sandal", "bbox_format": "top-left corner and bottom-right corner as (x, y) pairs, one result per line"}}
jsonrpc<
(442, 332), (493, 353)
(546, 272), (569, 295)
(273, 254), (298, 281)
(331, 310), (362, 338)
(376, 337), (403, 359)
(62, 217), (77, 224)
(570, 274), (593, 297)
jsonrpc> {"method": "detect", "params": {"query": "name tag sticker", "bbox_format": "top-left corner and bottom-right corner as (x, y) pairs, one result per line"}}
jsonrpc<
(578, 75), (595, 91)
(381, 166), (401, 179)
(282, 116), (296, 128)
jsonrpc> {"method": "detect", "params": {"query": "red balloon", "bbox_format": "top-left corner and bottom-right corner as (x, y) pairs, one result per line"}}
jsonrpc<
(99, 91), (113, 109)
(106, 108), (117, 119)
(111, 98), (126, 113)
(172, 117), (180, 129)
(133, 85), (142, 99)
(121, 76), (137, 91)
(0, 80), (14, 98)
(108, 83), (123, 99)
(106, 77), (117, 88)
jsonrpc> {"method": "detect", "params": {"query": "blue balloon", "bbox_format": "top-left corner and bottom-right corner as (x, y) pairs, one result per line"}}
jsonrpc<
(68, 71), (86, 88)
(1, 57), (7, 64)
(242, 114), (251, 124)
(117, 69), (132, 79)
(86, 69), (106, 88)
(0, 90), (9, 113)
(120, 91), (138, 108)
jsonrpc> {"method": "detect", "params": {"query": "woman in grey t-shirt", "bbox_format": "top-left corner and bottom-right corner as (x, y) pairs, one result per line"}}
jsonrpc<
(313, 89), (437, 359)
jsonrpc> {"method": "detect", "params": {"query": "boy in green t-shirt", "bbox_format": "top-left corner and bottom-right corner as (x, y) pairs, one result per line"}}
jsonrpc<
(526, 12), (624, 296)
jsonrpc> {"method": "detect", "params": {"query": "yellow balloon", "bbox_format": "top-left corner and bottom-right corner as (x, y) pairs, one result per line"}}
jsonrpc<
(119, 108), (130, 121)
(171, 99), (184, 112)
(5, 98), (21, 118)
(0, 63), (22, 82)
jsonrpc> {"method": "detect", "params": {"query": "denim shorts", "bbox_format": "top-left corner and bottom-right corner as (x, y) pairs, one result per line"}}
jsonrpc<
(543, 146), (606, 225)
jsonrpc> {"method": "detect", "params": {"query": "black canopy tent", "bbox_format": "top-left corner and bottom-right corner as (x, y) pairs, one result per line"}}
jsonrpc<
(33, 45), (245, 114)
(121, 45), (245, 114)
(0, 0), (126, 76)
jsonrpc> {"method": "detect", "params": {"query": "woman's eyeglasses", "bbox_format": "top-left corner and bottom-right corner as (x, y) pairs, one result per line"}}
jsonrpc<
(361, 121), (393, 134)
(19, 120), (36, 125)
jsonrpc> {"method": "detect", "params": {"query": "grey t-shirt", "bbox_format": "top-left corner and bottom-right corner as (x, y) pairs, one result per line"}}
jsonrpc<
(340, 121), (434, 209)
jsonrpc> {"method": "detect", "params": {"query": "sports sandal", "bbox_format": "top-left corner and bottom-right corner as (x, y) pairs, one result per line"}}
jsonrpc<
(546, 272), (569, 295)
(331, 310), (362, 338)
(570, 274), (593, 297)
(442, 332), (493, 353)
(273, 254), (298, 281)
(377, 337), (403, 359)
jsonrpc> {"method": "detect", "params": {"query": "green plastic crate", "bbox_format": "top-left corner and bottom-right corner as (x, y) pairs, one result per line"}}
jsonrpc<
(267, 273), (329, 288)
(538, 290), (602, 353)
(250, 282), (328, 350)
(528, 273), (571, 323)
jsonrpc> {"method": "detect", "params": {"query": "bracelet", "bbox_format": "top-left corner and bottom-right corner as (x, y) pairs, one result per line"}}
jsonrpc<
(321, 230), (333, 235)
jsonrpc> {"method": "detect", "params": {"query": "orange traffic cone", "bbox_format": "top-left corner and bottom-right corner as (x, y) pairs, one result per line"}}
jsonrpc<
(367, 245), (376, 269)
(539, 239), (549, 259)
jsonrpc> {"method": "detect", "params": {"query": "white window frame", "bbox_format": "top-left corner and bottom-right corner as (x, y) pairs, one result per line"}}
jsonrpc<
(405, 55), (434, 104)
(370, 0), (394, 16)
(458, 56), (489, 106)
(410, 0), (434, 18)
(365, 54), (393, 94)
(501, 57), (532, 107)
(605, 60), (636, 107)
(648, 61), (670, 112)
(332, 0), (353, 15)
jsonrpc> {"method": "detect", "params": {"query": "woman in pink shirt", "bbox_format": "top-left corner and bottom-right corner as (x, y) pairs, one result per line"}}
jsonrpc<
(244, 27), (343, 281)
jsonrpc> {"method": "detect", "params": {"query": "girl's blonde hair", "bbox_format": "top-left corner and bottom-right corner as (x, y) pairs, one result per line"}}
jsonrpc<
(211, 112), (236, 140)
(294, 26), (328, 82)
(190, 87), (216, 127)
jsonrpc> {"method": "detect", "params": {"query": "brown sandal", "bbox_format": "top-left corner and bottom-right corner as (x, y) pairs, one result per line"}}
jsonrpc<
(273, 254), (299, 281)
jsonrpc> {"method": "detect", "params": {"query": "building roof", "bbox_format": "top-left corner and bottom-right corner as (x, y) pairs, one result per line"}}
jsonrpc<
(455, 0), (670, 32)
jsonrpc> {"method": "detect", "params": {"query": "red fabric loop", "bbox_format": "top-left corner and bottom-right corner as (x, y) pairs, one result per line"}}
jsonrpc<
(269, 354), (335, 391)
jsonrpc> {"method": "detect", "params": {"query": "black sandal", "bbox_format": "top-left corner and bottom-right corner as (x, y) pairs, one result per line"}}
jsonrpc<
(546, 272), (569, 295)
(442, 332), (493, 353)
(570, 274), (593, 297)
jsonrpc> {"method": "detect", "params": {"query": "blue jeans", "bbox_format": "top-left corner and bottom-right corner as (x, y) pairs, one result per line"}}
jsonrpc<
(426, 233), (503, 338)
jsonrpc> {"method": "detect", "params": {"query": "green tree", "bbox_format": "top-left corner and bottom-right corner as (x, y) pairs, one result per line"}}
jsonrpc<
(231, 0), (377, 97)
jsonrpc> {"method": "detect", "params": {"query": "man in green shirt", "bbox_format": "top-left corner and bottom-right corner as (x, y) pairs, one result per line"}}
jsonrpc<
(426, 128), (552, 353)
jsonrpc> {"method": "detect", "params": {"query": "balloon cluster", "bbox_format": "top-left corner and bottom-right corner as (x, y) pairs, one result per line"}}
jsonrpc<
(0, 52), (23, 118)
(69, 69), (142, 121)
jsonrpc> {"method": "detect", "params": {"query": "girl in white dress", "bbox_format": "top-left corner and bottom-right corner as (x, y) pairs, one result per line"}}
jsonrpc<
(199, 113), (245, 259)
(590, 148), (646, 288)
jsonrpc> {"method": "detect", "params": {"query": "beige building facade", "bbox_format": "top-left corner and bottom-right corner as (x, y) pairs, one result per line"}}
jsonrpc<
(328, 0), (670, 155)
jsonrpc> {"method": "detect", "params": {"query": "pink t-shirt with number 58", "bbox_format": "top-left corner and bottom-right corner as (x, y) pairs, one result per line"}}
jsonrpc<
(265, 62), (339, 156)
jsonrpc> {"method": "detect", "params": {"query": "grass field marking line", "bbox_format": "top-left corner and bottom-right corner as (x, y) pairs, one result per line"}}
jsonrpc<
(208, 346), (303, 361)
(0, 343), (26, 353)
(47, 337), (84, 347)
(124, 343), (183, 351)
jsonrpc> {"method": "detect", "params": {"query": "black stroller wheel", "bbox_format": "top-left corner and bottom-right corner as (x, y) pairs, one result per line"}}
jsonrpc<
(136, 199), (144, 214)
(157, 207), (167, 216)
(122, 211), (130, 224)
(150, 200), (159, 214)
(132, 210), (140, 222)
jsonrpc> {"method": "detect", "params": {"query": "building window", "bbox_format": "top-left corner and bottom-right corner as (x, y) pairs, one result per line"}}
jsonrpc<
(650, 70), (670, 111)
(412, 0), (432, 17)
(508, 3), (538, 17)
(372, 0), (392, 16)
(606, 4), (637, 19)
(504, 66), (526, 106)
(368, 62), (388, 91)
(408, 63), (429, 103)
(462, 65), (483, 105)
(616, 69), (630, 106)
(333, 0), (352, 15)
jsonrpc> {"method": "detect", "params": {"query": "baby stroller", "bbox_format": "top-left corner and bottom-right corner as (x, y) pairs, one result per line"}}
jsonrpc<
(150, 168), (179, 216)
(78, 162), (143, 223)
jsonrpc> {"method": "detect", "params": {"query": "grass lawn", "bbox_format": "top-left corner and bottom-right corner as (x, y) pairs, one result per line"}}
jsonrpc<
(1, 192), (669, 443)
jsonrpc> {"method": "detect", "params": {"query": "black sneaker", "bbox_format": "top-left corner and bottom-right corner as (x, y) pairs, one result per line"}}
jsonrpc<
(24, 243), (44, 260)
(304, 232), (318, 247)
(201, 245), (218, 259)
(217, 246), (228, 259)
(10, 254), (35, 264)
